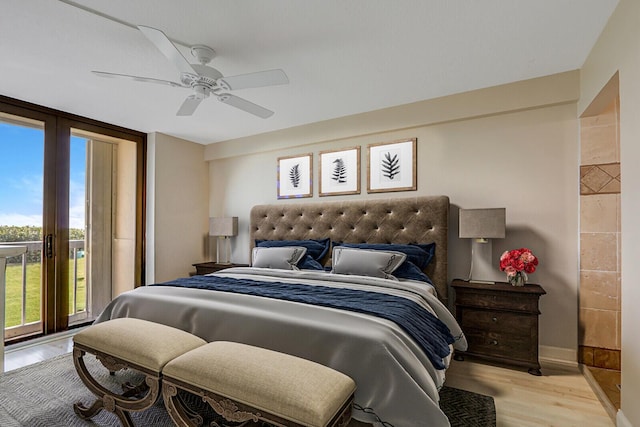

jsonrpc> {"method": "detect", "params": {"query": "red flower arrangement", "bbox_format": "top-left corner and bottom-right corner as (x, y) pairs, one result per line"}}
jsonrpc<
(499, 248), (538, 286)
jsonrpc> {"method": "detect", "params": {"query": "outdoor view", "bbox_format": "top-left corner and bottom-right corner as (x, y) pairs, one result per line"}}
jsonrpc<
(0, 119), (88, 336)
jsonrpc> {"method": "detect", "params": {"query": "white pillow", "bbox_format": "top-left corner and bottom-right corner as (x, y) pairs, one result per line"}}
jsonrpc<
(251, 246), (307, 270)
(331, 247), (406, 280)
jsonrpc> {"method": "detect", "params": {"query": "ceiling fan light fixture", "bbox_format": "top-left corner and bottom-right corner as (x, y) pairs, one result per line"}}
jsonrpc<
(193, 84), (210, 98)
(190, 45), (216, 65)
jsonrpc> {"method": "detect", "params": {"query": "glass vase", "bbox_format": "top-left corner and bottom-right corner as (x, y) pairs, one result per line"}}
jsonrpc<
(508, 271), (528, 287)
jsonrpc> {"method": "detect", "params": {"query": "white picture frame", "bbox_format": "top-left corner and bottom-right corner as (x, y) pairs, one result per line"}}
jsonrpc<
(367, 138), (417, 193)
(319, 147), (361, 197)
(277, 153), (313, 199)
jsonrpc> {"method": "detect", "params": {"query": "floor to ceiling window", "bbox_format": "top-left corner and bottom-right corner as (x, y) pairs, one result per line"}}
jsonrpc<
(0, 95), (145, 342)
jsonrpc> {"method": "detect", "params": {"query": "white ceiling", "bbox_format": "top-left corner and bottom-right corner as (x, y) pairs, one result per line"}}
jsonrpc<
(0, 0), (619, 145)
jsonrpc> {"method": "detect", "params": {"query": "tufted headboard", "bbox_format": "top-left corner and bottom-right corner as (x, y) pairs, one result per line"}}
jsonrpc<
(250, 196), (450, 305)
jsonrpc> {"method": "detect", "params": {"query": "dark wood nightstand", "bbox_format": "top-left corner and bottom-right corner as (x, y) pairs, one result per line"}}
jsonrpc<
(191, 262), (249, 275)
(451, 279), (546, 376)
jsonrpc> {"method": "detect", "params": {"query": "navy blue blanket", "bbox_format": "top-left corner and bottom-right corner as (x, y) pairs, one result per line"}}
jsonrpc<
(153, 275), (455, 370)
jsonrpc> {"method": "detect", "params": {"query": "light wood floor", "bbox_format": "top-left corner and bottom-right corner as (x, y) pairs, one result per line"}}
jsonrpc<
(445, 358), (614, 426)
(4, 333), (614, 427)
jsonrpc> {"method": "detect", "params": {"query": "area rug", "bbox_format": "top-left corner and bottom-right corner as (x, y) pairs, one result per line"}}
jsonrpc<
(0, 354), (495, 426)
(439, 385), (496, 427)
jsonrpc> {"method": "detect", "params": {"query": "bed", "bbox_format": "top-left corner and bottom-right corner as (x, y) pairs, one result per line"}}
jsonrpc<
(95, 196), (467, 426)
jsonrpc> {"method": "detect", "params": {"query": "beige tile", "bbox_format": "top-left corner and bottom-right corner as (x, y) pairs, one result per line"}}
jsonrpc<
(581, 125), (618, 165)
(588, 366), (621, 410)
(599, 177), (620, 194)
(580, 271), (618, 310)
(581, 167), (614, 194)
(579, 345), (595, 366)
(580, 233), (617, 271)
(616, 272), (621, 311)
(616, 195), (621, 232)
(599, 163), (620, 178)
(593, 348), (621, 370)
(581, 165), (593, 178)
(580, 194), (618, 232)
(581, 182), (593, 195)
(616, 311), (621, 349)
(579, 308), (618, 349)
(581, 108), (616, 128)
(617, 233), (622, 273)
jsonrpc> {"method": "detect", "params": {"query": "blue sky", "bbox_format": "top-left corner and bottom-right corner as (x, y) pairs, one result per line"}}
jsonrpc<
(0, 122), (86, 229)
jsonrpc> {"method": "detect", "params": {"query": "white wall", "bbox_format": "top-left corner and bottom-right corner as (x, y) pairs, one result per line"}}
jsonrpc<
(579, 0), (640, 424)
(147, 132), (209, 283)
(207, 72), (580, 354)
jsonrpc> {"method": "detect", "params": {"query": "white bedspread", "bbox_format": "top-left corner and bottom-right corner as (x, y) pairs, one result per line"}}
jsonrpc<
(95, 267), (467, 427)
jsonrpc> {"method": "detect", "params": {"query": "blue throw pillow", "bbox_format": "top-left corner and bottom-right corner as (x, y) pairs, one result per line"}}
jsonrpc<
(335, 242), (435, 269)
(297, 256), (325, 270)
(255, 238), (330, 261)
(393, 261), (433, 284)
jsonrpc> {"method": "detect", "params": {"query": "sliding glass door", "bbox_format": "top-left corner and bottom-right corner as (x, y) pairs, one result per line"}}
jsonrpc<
(0, 96), (145, 342)
(0, 112), (49, 338)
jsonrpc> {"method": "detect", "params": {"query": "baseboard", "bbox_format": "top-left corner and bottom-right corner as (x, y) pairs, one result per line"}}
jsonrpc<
(581, 364), (617, 422)
(617, 409), (632, 427)
(5, 327), (84, 353)
(539, 345), (578, 367)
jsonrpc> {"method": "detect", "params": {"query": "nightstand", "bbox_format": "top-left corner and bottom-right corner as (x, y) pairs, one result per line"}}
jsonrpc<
(451, 279), (546, 376)
(192, 262), (249, 275)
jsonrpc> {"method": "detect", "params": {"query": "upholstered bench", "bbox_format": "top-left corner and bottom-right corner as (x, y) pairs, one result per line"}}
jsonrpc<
(162, 341), (356, 427)
(72, 318), (206, 427)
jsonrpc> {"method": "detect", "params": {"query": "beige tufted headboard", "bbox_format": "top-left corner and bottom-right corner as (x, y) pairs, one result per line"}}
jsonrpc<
(250, 196), (450, 305)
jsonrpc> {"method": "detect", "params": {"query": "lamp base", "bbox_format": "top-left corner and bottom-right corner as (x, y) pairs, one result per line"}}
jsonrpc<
(216, 236), (232, 264)
(467, 239), (501, 284)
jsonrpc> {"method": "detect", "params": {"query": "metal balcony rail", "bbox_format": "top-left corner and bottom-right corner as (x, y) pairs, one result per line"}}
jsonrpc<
(1, 240), (86, 339)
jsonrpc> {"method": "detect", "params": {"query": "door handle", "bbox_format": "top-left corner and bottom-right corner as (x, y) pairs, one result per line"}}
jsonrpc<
(45, 234), (54, 259)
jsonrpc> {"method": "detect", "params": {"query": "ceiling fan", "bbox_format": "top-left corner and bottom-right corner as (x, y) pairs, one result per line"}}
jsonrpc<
(93, 25), (289, 118)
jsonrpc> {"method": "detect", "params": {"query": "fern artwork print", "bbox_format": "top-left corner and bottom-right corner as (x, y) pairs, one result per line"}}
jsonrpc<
(277, 153), (313, 199)
(367, 138), (417, 193)
(319, 147), (361, 196)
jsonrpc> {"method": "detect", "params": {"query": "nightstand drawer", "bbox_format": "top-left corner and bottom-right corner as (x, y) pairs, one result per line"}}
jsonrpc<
(454, 290), (540, 313)
(459, 309), (535, 336)
(464, 329), (535, 361)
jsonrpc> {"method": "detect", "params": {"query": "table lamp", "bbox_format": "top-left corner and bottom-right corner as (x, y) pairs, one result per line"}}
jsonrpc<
(209, 217), (238, 264)
(459, 208), (506, 284)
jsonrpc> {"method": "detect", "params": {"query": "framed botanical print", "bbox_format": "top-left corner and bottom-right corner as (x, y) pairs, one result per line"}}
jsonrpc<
(367, 138), (417, 193)
(319, 146), (360, 196)
(277, 153), (313, 199)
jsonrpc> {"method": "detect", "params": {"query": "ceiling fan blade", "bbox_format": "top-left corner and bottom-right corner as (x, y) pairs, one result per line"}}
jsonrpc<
(217, 94), (274, 118)
(177, 95), (203, 116)
(217, 69), (289, 91)
(92, 71), (187, 88)
(137, 25), (198, 76)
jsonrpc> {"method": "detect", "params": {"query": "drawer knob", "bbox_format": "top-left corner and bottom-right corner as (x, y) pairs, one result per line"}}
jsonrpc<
(490, 340), (498, 345)
(492, 317), (498, 322)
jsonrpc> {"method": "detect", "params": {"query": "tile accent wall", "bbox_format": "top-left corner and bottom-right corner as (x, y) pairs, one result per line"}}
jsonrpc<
(580, 163), (621, 195)
(579, 96), (621, 368)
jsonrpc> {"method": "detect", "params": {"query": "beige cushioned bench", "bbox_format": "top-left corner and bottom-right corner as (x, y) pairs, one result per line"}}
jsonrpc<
(162, 341), (356, 427)
(72, 318), (206, 427)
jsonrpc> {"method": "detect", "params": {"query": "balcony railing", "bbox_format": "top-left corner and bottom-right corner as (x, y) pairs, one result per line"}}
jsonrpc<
(2, 240), (86, 339)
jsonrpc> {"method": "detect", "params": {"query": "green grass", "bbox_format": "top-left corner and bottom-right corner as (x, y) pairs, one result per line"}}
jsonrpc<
(4, 258), (86, 328)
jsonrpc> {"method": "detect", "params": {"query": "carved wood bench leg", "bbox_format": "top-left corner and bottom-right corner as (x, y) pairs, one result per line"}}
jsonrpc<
(163, 377), (266, 427)
(162, 381), (202, 427)
(72, 346), (161, 425)
(73, 397), (104, 419)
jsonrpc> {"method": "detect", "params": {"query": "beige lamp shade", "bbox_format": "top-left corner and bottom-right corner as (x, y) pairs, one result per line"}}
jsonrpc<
(459, 208), (506, 240)
(209, 217), (238, 237)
